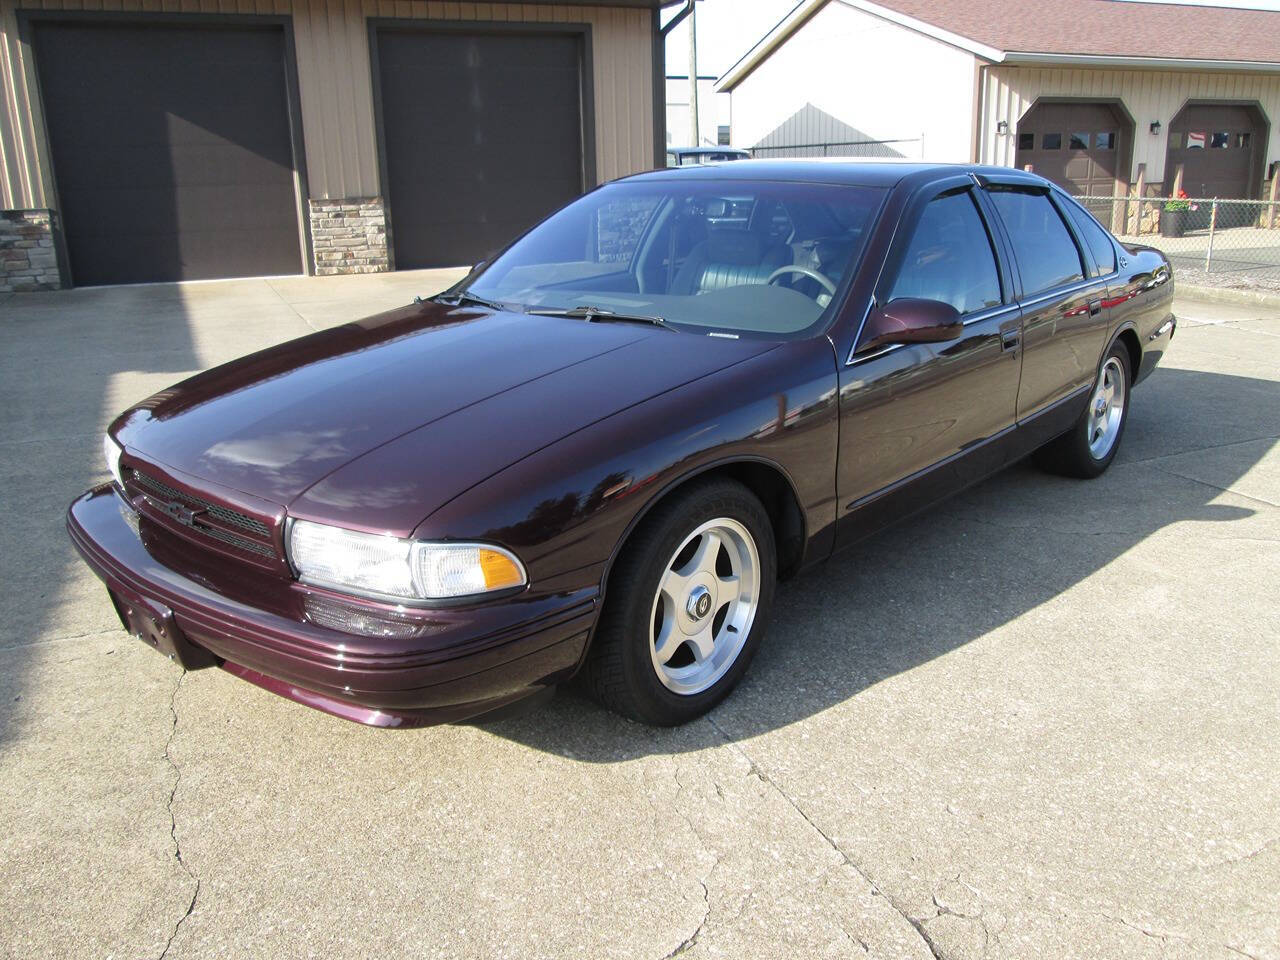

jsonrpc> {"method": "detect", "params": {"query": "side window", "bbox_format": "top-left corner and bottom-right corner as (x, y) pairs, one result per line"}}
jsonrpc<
(888, 190), (1002, 315)
(1064, 201), (1118, 277)
(987, 188), (1085, 295)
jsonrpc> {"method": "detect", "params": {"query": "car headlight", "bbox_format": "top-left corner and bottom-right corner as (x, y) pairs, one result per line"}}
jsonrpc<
(286, 519), (526, 602)
(103, 433), (124, 490)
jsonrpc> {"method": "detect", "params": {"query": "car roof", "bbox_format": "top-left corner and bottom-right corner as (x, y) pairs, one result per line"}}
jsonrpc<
(624, 158), (1052, 190)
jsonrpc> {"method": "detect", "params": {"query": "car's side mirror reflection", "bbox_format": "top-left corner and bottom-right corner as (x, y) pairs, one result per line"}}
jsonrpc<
(857, 298), (964, 353)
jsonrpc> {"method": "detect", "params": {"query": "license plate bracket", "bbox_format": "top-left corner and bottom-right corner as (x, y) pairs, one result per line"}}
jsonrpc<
(108, 589), (217, 670)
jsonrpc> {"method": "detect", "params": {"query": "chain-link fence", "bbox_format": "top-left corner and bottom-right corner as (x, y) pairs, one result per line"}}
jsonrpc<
(749, 138), (923, 160)
(1079, 195), (1280, 286)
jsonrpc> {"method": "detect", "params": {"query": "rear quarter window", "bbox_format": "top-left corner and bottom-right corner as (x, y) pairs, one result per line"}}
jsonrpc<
(1063, 200), (1118, 277)
(987, 188), (1085, 296)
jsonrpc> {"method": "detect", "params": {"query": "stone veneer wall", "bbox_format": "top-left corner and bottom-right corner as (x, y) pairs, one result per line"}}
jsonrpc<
(308, 197), (389, 275)
(0, 210), (61, 292)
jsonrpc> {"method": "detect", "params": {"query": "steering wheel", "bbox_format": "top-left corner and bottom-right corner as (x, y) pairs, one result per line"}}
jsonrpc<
(766, 265), (837, 297)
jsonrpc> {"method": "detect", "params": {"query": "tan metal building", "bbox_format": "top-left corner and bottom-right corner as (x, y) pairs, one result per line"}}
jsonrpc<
(0, 0), (675, 290)
(719, 0), (1280, 208)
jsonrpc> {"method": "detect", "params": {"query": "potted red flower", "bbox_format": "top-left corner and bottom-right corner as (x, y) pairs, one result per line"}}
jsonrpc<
(1161, 189), (1191, 238)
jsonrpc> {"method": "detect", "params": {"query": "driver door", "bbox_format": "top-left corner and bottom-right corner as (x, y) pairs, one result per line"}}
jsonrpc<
(836, 183), (1023, 545)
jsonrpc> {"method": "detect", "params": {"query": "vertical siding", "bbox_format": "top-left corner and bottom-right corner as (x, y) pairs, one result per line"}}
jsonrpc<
(979, 64), (1280, 188)
(0, 0), (654, 208)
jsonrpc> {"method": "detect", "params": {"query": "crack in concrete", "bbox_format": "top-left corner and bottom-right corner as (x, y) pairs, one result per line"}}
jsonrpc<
(157, 670), (198, 960)
(1152, 465), (1280, 509)
(1206, 835), (1279, 871)
(264, 278), (320, 333)
(953, 514), (1143, 539)
(660, 879), (710, 959)
(1119, 434), (1280, 467)
(637, 762), (717, 960)
(1102, 911), (1176, 945)
(703, 714), (945, 960)
(662, 764), (719, 959)
(928, 884), (993, 958)
(1101, 912), (1263, 960)
(0, 629), (123, 653)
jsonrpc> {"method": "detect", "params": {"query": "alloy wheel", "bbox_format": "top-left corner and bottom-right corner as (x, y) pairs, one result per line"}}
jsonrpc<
(1088, 356), (1127, 459)
(648, 518), (760, 696)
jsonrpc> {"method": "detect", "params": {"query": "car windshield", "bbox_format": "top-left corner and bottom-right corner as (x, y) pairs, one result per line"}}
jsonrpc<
(465, 179), (886, 338)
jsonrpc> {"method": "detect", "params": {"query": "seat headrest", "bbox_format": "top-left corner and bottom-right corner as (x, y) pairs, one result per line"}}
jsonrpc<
(705, 229), (766, 266)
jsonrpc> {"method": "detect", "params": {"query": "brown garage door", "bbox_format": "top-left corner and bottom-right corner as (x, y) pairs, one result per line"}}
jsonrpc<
(1015, 102), (1128, 199)
(32, 21), (303, 286)
(1165, 104), (1262, 198)
(374, 27), (587, 269)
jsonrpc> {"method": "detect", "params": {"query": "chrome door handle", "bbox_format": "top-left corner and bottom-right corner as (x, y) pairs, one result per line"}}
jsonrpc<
(1088, 298), (1103, 316)
(1001, 330), (1020, 352)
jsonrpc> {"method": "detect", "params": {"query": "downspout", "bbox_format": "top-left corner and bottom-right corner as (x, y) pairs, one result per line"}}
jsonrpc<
(661, 0), (695, 38)
(651, 7), (667, 167)
(655, 2), (697, 165)
(971, 61), (988, 164)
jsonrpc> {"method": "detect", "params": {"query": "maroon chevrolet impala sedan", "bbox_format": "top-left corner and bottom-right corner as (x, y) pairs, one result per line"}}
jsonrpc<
(68, 161), (1175, 727)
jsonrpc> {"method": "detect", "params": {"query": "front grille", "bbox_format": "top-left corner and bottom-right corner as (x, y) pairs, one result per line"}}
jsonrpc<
(128, 468), (279, 565)
(197, 524), (276, 558)
(131, 470), (270, 536)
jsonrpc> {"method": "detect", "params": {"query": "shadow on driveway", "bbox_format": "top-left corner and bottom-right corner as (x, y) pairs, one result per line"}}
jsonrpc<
(0, 284), (204, 747)
(479, 364), (1277, 761)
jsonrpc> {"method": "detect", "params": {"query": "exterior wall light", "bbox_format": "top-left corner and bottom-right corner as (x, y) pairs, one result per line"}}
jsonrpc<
(1150, 120), (1162, 135)
(996, 120), (1009, 135)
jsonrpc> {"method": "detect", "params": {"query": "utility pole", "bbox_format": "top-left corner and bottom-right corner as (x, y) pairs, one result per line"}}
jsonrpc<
(688, 0), (699, 147)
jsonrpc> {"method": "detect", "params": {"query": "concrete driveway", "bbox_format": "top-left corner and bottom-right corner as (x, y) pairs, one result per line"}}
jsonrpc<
(1, 274), (1276, 960)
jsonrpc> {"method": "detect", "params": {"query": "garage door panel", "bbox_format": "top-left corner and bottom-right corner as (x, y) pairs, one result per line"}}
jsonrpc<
(1167, 105), (1261, 199)
(1016, 101), (1129, 198)
(33, 21), (302, 285)
(377, 29), (585, 268)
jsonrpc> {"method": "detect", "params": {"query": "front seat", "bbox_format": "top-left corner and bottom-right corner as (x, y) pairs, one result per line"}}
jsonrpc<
(671, 227), (790, 295)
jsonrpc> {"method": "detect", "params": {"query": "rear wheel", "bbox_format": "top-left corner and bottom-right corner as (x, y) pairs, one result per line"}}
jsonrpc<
(583, 479), (776, 725)
(1035, 341), (1130, 478)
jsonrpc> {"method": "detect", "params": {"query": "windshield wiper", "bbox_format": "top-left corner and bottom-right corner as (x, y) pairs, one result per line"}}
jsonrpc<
(427, 290), (510, 311)
(527, 305), (670, 329)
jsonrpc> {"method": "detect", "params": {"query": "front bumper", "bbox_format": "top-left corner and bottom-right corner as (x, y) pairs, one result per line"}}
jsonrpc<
(67, 486), (596, 726)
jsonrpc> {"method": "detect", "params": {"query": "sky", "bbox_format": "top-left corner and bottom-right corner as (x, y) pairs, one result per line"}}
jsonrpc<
(664, 0), (1280, 82)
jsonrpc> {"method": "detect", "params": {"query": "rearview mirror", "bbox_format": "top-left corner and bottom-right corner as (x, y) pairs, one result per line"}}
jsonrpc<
(857, 298), (963, 353)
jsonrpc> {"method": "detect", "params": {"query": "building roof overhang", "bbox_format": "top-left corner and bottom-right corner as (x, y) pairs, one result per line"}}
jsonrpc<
(716, 0), (1280, 93)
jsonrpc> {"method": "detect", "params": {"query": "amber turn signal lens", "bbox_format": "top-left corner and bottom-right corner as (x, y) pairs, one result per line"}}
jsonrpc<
(478, 548), (524, 589)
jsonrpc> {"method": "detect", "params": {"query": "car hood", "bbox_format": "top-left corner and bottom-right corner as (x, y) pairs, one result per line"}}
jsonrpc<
(114, 300), (776, 535)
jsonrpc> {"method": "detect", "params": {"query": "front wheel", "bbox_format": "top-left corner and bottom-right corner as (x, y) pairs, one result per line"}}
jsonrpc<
(1035, 341), (1130, 478)
(583, 479), (776, 725)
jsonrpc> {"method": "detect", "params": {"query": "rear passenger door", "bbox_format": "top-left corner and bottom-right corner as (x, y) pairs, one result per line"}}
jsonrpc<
(836, 181), (1022, 544)
(982, 184), (1109, 424)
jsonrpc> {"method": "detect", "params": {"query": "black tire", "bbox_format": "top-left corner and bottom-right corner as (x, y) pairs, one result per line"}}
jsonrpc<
(1035, 340), (1132, 479)
(583, 479), (777, 725)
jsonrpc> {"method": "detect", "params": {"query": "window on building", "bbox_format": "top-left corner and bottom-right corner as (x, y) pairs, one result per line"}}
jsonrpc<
(889, 191), (1002, 315)
(1210, 131), (1231, 149)
(1018, 132), (1035, 151)
(717, 125), (731, 146)
(1042, 132), (1062, 150)
(1069, 132), (1089, 149)
(1186, 131), (1207, 149)
(1095, 131), (1116, 149)
(987, 188), (1085, 295)
(594, 196), (664, 264)
(1236, 132), (1252, 149)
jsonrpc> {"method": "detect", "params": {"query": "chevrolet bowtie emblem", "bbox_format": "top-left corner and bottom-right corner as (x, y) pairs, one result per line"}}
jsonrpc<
(148, 496), (207, 529)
